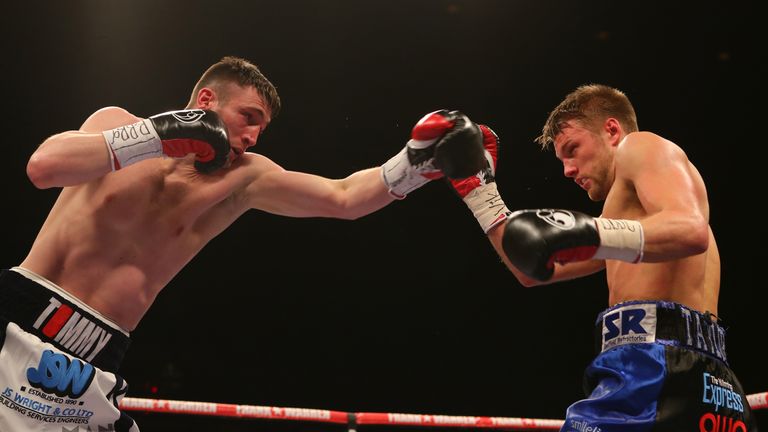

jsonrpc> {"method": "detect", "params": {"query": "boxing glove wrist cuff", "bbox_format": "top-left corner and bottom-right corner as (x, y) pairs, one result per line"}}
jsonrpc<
(102, 119), (163, 171)
(380, 145), (431, 199)
(593, 218), (644, 263)
(462, 182), (511, 233)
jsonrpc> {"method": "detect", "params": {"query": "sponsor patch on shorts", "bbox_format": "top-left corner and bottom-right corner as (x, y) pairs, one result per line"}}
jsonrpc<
(601, 303), (657, 352)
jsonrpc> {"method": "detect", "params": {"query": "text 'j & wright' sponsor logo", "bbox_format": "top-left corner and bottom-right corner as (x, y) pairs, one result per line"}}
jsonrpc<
(702, 373), (745, 413)
(33, 297), (112, 362)
(27, 350), (95, 399)
(601, 304), (657, 351)
(0, 385), (97, 427)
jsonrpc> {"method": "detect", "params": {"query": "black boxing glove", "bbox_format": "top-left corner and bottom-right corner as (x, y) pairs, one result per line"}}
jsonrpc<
(502, 209), (644, 281)
(381, 110), (484, 198)
(432, 112), (486, 179)
(448, 125), (511, 233)
(103, 109), (230, 173)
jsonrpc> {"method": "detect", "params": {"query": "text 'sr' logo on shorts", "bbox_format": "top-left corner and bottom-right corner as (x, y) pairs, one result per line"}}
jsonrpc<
(170, 109), (207, 123)
(601, 303), (657, 352)
(536, 209), (576, 230)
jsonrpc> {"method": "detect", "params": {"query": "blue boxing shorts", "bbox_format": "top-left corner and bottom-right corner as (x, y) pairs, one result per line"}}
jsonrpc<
(0, 267), (139, 431)
(561, 300), (757, 432)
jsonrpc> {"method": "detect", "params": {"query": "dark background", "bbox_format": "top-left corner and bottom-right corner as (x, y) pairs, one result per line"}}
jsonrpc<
(3, 1), (761, 430)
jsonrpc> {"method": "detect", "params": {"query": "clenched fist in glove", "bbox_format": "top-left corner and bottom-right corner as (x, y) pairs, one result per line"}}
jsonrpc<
(381, 110), (486, 198)
(103, 109), (230, 173)
(502, 209), (644, 281)
(447, 124), (511, 233)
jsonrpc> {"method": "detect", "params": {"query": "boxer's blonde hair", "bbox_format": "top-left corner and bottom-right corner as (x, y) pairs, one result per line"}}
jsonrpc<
(536, 84), (638, 149)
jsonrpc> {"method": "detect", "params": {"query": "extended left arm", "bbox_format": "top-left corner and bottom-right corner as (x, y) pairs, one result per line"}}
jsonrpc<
(244, 110), (486, 219)
(245, 164), (393, 220)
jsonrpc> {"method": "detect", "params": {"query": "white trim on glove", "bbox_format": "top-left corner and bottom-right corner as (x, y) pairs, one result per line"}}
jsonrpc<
(380, 142), (438, 199)
(593, 218), (645, 263)
(102, 119), (163, 171)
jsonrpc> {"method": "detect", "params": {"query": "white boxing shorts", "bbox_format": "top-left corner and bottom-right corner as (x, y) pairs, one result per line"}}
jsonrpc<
(0, 267), (139, 431)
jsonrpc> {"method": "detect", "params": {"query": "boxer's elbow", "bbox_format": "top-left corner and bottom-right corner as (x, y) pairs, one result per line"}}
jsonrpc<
(323, 184), (383, 221)
(682, 216), (710, 256)
(333, 204), (369, 221)
(516, 275), (544, 288)
(26, 151), (59, 189)
(27, 133), (73, 189)
(509, 266), (546, 287)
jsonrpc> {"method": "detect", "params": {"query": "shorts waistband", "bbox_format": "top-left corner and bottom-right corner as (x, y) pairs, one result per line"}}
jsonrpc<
(0, 269), (130, 373)
(594, 300), (728, 363)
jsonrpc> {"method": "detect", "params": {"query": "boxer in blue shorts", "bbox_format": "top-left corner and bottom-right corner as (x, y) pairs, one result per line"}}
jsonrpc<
(447, 84), (757, 431)
(568, 300), (752, 431)
(2, 56), (487, 430)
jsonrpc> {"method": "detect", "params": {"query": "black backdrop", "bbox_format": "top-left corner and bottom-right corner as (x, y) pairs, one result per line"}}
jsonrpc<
(2, 1), (761, 430)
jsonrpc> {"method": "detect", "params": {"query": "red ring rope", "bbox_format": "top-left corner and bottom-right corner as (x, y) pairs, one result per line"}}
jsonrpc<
(119, 391), (767, 430)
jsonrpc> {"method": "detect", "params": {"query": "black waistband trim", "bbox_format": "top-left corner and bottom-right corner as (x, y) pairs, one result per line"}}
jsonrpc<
(594, 300), (727, 363)
(0, 269), (130, 373)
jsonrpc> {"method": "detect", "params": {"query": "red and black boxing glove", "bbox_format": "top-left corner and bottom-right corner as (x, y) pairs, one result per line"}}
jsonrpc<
(502, 209), (645, 281)
(103, 109), (230, 173)
(447, 125), (511, 233)
(381, 110), (485, 198)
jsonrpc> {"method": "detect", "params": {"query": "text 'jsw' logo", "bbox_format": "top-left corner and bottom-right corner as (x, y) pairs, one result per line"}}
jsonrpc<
(27, 349), (95, 398)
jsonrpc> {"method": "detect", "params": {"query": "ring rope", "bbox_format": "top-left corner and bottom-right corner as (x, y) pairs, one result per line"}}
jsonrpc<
(119, 391), (767, 430)
(747, 391), (768, 410)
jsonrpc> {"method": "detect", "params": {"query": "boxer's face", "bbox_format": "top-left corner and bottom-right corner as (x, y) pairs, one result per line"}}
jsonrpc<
(554, 119), (614, 201)
(199, 83), (271, 161)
